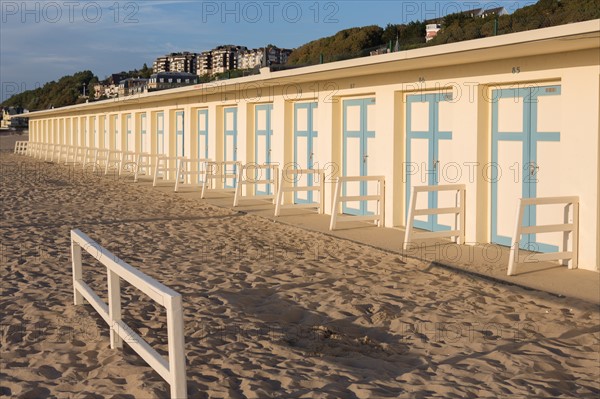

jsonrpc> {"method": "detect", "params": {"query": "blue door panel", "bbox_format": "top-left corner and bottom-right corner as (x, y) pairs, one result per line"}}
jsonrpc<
(342, 98), (375, 216)
(405, 93), (452, 232)
(293, 102), (318, 204)
(491, 85), (561, 252)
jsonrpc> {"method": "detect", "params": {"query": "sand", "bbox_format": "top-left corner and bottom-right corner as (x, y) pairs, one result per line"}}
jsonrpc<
(1, 137), (599, 398)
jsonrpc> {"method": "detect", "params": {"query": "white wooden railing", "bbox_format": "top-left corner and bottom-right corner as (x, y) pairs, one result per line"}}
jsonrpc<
(119, 151), (138, 176)
(403, 184), (466, 250)
(44, 143), (56, 161)
(174, 158), (211, 192)
(57, 145), (69, 163)
(507, 196), (579, 276)
(104, 150), (122, 175)
(71, 229), (187, 398)
(233, 163), (279, 206)
(50, 144), (63, 162)
(153, 155), (183, 186)
(133, 152), (154, 183)
(13, 141), (28, 155)
(94, 148), (110, 172)
(274, 169), (325, 216)
(329, 176), (385, 231)
(200, 161), (240, 198)
(25, 141), (37, 157)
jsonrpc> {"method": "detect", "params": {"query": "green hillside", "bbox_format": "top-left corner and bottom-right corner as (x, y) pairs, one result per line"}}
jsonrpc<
(3, 0), (598, 110)
(287, 0), (599, 65)
(1, 71), (98, 110)
(430, 0), (600, 44)
(1, 65), (152, 111)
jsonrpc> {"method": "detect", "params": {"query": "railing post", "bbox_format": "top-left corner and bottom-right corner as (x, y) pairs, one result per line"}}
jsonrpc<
(459, 187), (466, 245)
(329, 177), (341, 230)
(153, 156), (162, 187)
(107, 269), (123, 349)
(379, 178), (385, 227)
(507, 199), (525, 276)
(71, 236), (83, 306)
(403, 186), (417, 250)
(174, 159), (183, 192)
(571, 200), (579, 269)
(166, 295), (187, 399)
(274, 169), (284, 216)
(233, 165), (244, 206)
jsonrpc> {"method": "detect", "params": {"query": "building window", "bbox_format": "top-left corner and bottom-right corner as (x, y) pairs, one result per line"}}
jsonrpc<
(168, 78), (173, 83)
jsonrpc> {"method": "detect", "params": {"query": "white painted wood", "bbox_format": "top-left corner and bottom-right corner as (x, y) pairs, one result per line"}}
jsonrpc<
(119, 151), (137, 176)
(174, 158), (211, 192)
(153, 155), (183, 187)
(70, 229), (187, 398)
(233, 164), (279, 206)
(14, 141), (28, 155)
(200, 161), (240, 198)
(107, 270), (123, 349)
(105, 150), (122, 175)
(71, 239), (83, 305)
(507, 196), (579, 276)
(274, 169), (325, 216)
(133, 152), (154, 183)
(329, 176), (385, 231)
(403, 184), (466, 249)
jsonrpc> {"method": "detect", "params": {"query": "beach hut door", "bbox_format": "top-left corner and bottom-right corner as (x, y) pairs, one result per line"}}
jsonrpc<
(491, 85), (561, 252)
(224, 107), (238, 188)
(294, 102), (318, 204)
(156, 112), (165, 155)
(113, 116), (119, 150)
(92, 117), (98, 148)
(126, 114), (134, 152)
(140, 114), (147, 153)
(197, 109), (209, 183)
(255, 104), (274, 195)
(342, 98), (376, 216)
(405, 93), (453, 232)
(175, 111), (185, 157)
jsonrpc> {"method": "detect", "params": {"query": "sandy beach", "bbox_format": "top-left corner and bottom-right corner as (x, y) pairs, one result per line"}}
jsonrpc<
(1, 137), (599, 398)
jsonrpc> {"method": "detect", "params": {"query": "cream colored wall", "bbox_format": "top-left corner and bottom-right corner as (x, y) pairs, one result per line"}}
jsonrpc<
(26, 46), (599, 271)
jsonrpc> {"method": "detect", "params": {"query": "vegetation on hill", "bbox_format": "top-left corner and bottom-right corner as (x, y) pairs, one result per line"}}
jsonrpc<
(1, 64), (154, 110)
(287, 0), (599, 65)
(430, 0), (600, 44)
(112, 63), (153, 81)
(1, 71), (98, 110)
(2, 0), (598, 110)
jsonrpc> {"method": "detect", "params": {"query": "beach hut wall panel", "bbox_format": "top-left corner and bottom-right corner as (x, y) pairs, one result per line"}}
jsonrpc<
(102, 115), (108, 149)
(110, 114), (123, 151)
(23, 21), (600, 271)
(125, 114), (133, 152)
(255, 103), (274, 195)
(92, 116), (99, 148)
(81, 117), (88, 147)
(72, 118), (79, 146)
(139, 113), (148, 153)
(223, 106), (238, 188)
(293, 102), (319, 203)
(405, 92), (460, 233)
(172, 110), (185, 158)
(492, 84), (563, 252)
(156, 111), (165, 155)
(342, 97), (376, 216)
(197, 109), (209, 160)
(61, 118), (67, 146)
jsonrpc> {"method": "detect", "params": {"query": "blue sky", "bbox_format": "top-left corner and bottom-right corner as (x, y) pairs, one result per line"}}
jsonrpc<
(1, 1), (535, 100)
